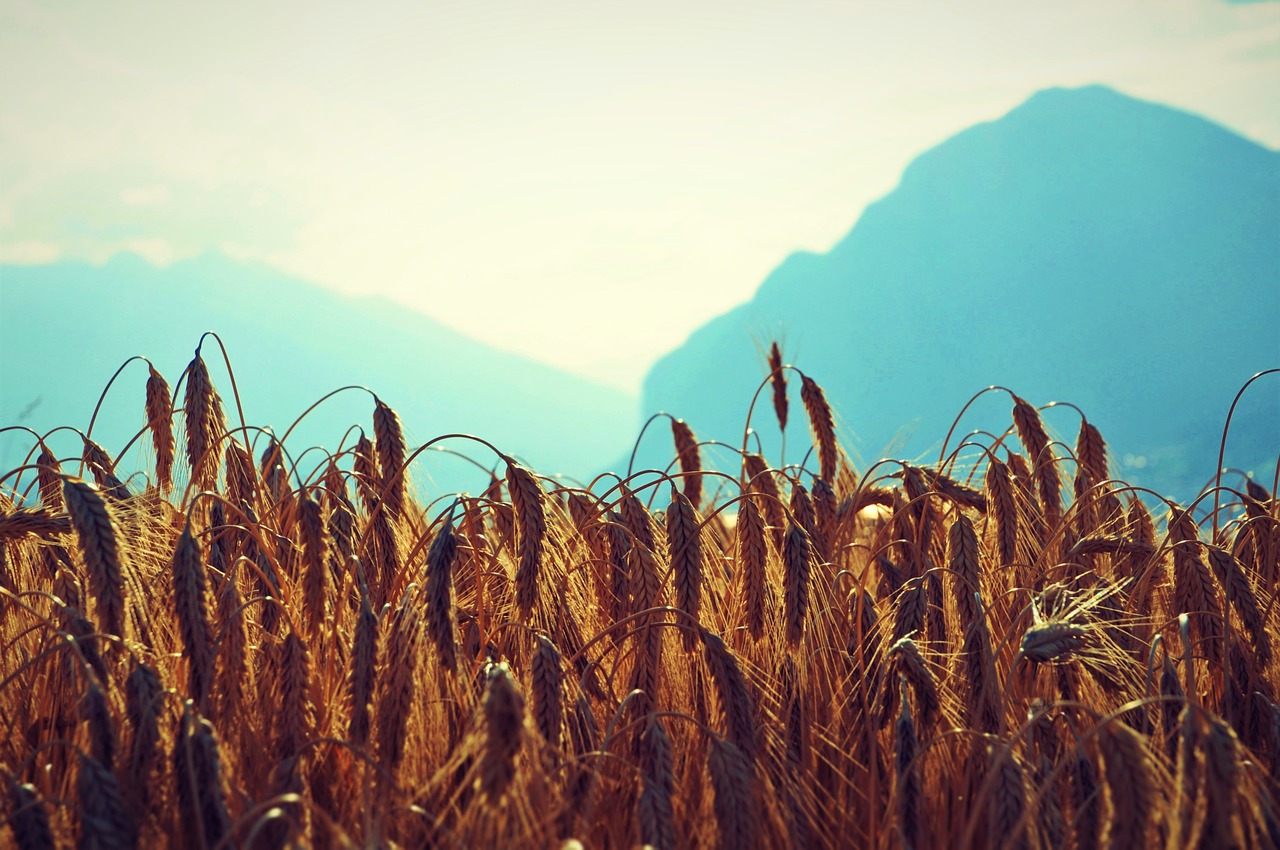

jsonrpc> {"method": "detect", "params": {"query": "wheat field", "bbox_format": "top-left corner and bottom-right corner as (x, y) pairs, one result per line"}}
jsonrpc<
(1, 340), (1277, 849)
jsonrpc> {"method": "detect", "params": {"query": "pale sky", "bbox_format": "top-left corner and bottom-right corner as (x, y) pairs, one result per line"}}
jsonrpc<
(2, 0), (1278, 391)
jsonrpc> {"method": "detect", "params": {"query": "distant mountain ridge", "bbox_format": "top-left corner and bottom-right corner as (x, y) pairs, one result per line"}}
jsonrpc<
(634, 85), (1279, 497)
(1, 252), (637, 493)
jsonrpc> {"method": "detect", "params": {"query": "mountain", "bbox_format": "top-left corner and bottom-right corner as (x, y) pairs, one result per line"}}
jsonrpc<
(634, 85), (1280, 498)
(0, 252), (636, 494)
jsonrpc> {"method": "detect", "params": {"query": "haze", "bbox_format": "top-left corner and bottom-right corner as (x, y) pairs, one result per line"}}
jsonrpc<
(2, 0), (1278, 390)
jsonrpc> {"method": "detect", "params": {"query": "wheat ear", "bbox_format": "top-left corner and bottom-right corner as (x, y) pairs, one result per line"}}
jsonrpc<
(63, 478), (128, 641)
(507, 463), (547, 619)
(171, 524), (214, 710)
(671, 418), (704, 509)
(144, 365), (175, 494)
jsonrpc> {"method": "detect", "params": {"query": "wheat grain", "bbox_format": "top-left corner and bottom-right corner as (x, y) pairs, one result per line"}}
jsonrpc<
(123, 661), (162, 815)
(183, 352), (226, 494)
(173, 704), (232, 850)
(426, 512), (459, 673)
(63, 478), (128, 641)
(666, 490), (703, 650)
(376, 597), (419, 773)
(0, 506), (72, 541)
(481, 663), (525, 803)
(1012, 395), (1062, 525)
(76, 752), (136, 850)
(1098, 723), (1157, 849)
(223, 441), (255, 510)
(171, 524), (214, 710)
(508, 463), (547, 619)
(744, 454), (785, 551)
(372, 398), (407, 521)
(800, 375), (838, 485)
(709, 738), (758, 850)
(1205, 543), (1269, 664)
(894, 678), (922, 850)
(297, 488), (328, 640)
(736, 495), (767, 640)
(619, 483), (658, 553)
(7, 778), (54, 850)
(1167, 505), (1223, 665)
(532, 635), (564, 749)
(671, 419), (704, 509)
(36, 446), (63, 510)
(347, 593), (380, 748)
(637, 716), (676, 850)
(767, 341), (788, 434)
(82, 680), (116, 771)
(81, 436), (130, 501)
(703, 631), (758, 761)
(145, 366), (175, 494)
(988, 746), (1029, 850)
(783, 522), (811, 648)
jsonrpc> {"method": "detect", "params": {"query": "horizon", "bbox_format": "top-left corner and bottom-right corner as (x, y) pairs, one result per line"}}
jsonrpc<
(3, 0), (1279, 391)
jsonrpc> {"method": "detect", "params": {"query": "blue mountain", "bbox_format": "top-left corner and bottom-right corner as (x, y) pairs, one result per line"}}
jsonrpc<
(1, 252), (636, 495)
(635, 85), (1279, 497)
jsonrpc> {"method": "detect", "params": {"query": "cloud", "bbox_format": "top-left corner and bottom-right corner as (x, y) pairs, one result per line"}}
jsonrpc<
(119, 184), (171, 207)
(122, 237), (175, 266)
(0, 240), (60, 264)
(0, 168), (300, 271)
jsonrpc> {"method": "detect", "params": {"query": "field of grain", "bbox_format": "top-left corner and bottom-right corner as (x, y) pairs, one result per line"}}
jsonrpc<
(1, 339), (1277, 849)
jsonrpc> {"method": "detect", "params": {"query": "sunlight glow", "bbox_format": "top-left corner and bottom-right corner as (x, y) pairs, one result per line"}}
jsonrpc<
(2, 0), (1277, 390)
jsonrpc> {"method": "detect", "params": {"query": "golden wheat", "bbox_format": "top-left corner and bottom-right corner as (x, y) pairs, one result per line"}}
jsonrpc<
(0, 341), (1276, 848)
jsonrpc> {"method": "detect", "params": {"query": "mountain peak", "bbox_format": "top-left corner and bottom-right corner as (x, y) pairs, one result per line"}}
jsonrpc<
(898, 84), (1275, 195)
(639, 87), (1279, 499)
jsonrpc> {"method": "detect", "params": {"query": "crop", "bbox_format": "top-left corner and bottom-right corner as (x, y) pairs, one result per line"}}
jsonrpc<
(0, 339), (1276, 849)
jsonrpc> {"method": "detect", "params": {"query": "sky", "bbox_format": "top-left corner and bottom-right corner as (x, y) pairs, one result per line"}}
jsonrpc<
(2, 0), (1278, 392)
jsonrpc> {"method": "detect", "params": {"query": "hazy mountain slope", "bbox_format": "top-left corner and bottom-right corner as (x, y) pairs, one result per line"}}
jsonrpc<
(637, 85), (1279, 496)
(1, 252), (636, 492)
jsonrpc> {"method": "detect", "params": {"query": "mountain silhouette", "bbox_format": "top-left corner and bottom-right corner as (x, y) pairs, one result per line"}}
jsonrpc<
(1, 252), (636, 494)
(634, 85), (1279, 497)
